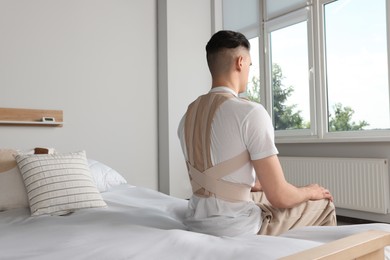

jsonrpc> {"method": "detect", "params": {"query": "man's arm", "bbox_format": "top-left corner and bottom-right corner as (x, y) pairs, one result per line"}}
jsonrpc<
(252, 155), (333, 208)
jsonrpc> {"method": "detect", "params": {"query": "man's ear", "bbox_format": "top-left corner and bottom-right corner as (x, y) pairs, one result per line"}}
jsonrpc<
(236, 56), (243, 71)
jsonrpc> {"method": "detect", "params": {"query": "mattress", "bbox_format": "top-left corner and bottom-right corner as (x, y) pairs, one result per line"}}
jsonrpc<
(1, 184), (390, 260)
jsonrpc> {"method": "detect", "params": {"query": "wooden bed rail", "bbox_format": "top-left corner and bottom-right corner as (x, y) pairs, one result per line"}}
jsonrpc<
(280, 230), (390, 260)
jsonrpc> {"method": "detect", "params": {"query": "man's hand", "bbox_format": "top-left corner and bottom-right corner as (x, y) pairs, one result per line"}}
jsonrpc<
(303, 184), (334, 202)
(251, 178), (262, 192)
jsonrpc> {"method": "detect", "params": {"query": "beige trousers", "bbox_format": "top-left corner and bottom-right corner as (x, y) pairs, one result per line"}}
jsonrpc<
(251, 191), (337, 236)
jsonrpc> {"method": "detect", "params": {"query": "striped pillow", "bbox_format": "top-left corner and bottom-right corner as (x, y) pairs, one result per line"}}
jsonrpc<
(15, 151), (107, 216)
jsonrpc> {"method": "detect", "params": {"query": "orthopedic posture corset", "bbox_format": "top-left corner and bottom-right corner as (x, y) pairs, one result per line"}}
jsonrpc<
(184, 92), (252, 202)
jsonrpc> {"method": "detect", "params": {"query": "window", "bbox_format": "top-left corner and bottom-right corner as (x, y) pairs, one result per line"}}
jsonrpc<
(270, 19), (310, 131)
(246, 37), (261, 103)
(262, 7), (316, 138)
(222, 0), (390, 142)
(323, 0), (389, 132)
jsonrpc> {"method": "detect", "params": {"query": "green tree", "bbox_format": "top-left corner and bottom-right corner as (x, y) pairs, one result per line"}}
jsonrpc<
(246, 76), (260, 103)
(246, 64), (368, 131)
(329, 103), (369, 131)
(246, 64), (305, 130)
(272, 64), (304, 130)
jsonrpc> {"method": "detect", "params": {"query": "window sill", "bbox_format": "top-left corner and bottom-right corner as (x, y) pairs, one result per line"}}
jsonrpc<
(276, 134), (390, 144)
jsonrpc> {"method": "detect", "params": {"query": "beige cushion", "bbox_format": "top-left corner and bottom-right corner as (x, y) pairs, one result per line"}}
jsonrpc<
(0, 148), (17, 173)
(0, 149), (29, 211)
(15, 151), (107, 216)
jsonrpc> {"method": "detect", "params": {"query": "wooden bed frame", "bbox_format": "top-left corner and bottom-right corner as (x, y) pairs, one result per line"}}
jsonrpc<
(282, 230), (390, 260)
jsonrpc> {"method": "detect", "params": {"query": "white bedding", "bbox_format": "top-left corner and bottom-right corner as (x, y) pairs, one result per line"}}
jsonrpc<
(1, 184), (390, 260)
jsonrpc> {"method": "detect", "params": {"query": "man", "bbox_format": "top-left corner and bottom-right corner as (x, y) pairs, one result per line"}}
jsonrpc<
(177, 30), (336, 237)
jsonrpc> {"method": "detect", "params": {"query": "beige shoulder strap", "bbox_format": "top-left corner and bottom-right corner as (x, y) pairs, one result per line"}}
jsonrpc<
(184, 92), (251, 202)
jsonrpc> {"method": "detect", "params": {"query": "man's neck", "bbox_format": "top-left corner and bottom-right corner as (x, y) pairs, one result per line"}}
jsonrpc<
(211, 79), (239, 94)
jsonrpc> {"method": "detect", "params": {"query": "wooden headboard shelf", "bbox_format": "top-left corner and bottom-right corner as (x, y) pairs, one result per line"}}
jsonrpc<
(0, 108), (63, 127)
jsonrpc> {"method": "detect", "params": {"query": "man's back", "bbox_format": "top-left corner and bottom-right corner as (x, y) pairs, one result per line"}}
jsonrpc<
(177, 87), (278, 236)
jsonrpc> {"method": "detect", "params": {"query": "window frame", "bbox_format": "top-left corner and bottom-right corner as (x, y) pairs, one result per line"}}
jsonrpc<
(266, 0), (390, 143)
(263, 7), (318, 140)
(218, 0), (390, 143)
(316, 0), (390, 143)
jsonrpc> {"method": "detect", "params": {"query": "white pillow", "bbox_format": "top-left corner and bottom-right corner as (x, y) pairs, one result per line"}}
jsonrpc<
(15, 151), (107, 216)
(87, 159), (127, 192)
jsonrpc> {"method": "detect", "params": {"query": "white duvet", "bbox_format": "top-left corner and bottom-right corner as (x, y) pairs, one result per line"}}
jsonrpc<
(1, 184), (390, 260)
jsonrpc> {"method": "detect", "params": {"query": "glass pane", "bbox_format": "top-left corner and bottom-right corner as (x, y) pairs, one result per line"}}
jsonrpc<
(270, 21), (310, 130)
(246, 37), (261, 103)
(325, 0), (389, 131)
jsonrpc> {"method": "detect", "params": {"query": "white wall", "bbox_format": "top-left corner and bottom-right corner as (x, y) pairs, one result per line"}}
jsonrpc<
(1, 0), (221, 198)
(0, 0), (158, 189)
(158, 0), (212, 198)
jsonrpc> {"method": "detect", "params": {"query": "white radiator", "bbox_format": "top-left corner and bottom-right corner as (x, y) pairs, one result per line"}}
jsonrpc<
(279, 157), (390, 214)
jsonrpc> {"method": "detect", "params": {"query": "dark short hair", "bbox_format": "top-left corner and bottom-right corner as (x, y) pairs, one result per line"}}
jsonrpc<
(206, 30), (250, 55)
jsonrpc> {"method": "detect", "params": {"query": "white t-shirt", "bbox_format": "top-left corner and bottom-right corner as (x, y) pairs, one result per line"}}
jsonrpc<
(177, 87), (278, 236)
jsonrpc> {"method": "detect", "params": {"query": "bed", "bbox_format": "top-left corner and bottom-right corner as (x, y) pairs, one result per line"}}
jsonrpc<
(1, 149), (390, 259)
